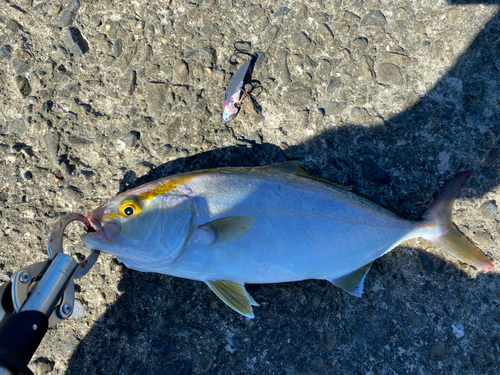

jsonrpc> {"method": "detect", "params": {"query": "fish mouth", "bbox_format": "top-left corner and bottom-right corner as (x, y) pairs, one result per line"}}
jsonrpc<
(83, 214), (121, 244)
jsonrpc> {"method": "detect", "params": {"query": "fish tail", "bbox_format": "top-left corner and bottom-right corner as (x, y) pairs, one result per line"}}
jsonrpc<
(422, 172), (494, 270)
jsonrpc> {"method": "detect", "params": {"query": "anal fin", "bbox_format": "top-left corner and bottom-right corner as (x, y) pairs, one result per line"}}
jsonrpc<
(328, 261), (374, 297)
(205, 280), (258, 318)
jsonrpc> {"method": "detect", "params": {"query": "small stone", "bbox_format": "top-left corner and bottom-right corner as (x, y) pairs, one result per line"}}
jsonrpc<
(71, 299), (84, 319)
(144, 83), (173, 120)
(158, 144), (176, 158)
(135, 163), (151, 176)
(173, 60), (189, 83)
(451, 322), (464, 339)
(327, 76), (342, 93)
(118, 70), (136, 96)
(62, 186), (83, 202)
(139, 44), (153, 65)
(42, 132), (61, 156)
(60, 0), (80, 27)
(102, 55), (116, 69)
(429, 341), (449, 362)
(14, 76), (31, 97)
(9, 119), (27, 135)
(23, 171), (33, 180)
(63, 27), (89, 57)
(21, 0), (32, 8)
(359, 55), (375, 80)
(354, 37), (368, 50)
(318, 24), (334, 42)
(200, 46), (215, 62)
(7, 20), (22, 33)
(479, 200), (497, 219)
(293, 31), (312, 47)
(113, 38), (123, 58)
(288, 86), (312, 107)
(322, 100), (346, 116)
(0, 45), (13, 60)
(376, 63), (402, 86)
(473, 231), (495, 247)
(123, 131), (140, 148)
(42, 100), (53, 113)
(312, 12), (329, 23)
(297, 5), (308, 20)
(362, 156), (391, 184)
(13, 59), (30, 74)
(68, 136), (91, 147)
(103, 20), (119, 39)
(361, 10), (386, 28)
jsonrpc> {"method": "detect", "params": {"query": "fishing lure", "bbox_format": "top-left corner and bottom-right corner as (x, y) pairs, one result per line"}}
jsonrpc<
(222, 61), (250, 123)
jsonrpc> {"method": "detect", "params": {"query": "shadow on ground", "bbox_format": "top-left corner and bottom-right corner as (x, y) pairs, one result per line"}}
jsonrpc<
(66, 8), (500, 375)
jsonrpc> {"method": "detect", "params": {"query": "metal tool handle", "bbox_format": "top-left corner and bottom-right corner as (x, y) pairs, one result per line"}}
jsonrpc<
(0, 213), (99, 374)
(0, 253), (78, 375)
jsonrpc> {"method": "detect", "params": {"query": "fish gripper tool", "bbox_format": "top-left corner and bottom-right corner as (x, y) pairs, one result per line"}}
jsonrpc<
(0, 213), (99, 375)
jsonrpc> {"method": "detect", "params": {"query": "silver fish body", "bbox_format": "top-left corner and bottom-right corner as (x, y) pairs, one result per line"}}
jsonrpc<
(81, 162), (494, 317)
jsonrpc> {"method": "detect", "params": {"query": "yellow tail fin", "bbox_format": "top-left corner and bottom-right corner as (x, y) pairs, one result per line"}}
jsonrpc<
(422, 172), (494, 270)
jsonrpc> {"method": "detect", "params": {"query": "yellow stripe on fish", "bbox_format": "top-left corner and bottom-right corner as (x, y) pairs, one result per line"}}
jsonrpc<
(136, 174), (196, 201)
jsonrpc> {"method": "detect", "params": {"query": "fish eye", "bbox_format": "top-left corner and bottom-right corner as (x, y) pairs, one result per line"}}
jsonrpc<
(118, 200), (141, 217)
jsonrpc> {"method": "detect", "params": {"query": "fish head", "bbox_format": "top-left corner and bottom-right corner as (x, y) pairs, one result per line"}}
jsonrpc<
(81, 183), (196, 268)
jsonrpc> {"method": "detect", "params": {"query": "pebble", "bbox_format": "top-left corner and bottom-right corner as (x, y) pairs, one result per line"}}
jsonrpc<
(63, 27), (89, 57)
(60, 0), (80, 27)
(479, 200), (497, 219)
(277, 50), (291, 84)
(354, 37), (368, 50)
(429, 341), (449, 361)
(173, 60), (189, 83)
(318, 23), (334, 42)
(71, 299), (85, 319)
(200, 46), (215, 63)
(327, 76), (342, 93)
(361, 10), (386, 28)
(135, 163), (152, 176)
(14, 75), (31, 97)
(144, 82), (172, 120)
(473, 231), (495, 247)
(452, 322), (465, 339)
(118, 70), (136, 96)
(288, 86), (312, 107)
(13, 59), (30, 74)
(123, 131), (140, 148)
(293, 31), (312, 47)
(7, 19), (22, 33)
(0, 45), (13, 60)
(113, 38), (123, 58)
(376, 62), (403, 86)
(322, 100), (346, 116)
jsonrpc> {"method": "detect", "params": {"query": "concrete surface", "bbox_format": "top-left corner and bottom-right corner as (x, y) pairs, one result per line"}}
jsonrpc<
(0, 0), (499, 373)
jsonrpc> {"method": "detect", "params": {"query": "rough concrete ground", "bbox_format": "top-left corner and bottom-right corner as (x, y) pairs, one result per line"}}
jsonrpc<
(0, 0), (499, 373)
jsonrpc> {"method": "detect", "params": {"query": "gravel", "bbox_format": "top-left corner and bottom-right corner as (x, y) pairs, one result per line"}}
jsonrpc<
(0, 0), (499, 374)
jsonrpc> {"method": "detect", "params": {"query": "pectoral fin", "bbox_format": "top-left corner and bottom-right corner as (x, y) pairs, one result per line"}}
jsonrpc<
(205, 280), (258, 318)
(200, 216), (255, 245)
(328, 261), (374, 297)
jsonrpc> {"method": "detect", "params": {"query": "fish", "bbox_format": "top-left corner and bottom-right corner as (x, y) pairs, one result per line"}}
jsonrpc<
(222, 61), (250, 123)
(81, 162), (494, 318)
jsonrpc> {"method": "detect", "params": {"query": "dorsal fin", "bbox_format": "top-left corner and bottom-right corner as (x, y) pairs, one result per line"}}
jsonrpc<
(268, 161), (354, 192)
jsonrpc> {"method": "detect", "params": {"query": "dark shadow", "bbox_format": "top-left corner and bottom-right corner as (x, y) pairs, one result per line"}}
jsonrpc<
(66, 7), (500, 375)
